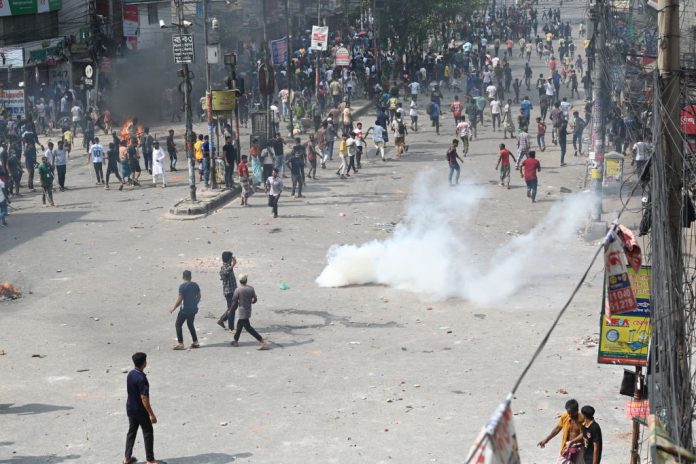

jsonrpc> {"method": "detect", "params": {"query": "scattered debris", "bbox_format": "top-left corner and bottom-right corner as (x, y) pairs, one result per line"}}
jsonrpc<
(219, 421), (229, 426)
(279, 282), (290, 290)
(560, 187), (573, 193)
(76, 369), (90, 373)
(558, 388), (568, 395)
(31, 354), (46, 358)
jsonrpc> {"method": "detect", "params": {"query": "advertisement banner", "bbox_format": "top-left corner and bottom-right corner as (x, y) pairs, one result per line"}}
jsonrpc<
(0, 89), (25, 116)
(311, 26), (329, 51)
(466, 395), (521, 464)
(598, 266), (651, 366)
(123, 5), (139, 49)
(0, 0), (61, 16)
(270, 37), (288, 67)
(604, 232), (637, 316)
(211, 90), (236, 111)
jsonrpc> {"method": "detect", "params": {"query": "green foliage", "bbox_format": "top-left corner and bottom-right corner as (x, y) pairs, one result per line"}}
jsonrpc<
(378, 0), (484, 53)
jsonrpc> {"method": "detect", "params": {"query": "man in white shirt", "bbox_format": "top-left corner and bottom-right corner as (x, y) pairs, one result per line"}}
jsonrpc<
(71, 103), (82, 136)
(559, 97), (572, 120)
(490, 98), (502, 131)
(632, 140), (651, 173)
(89, 137), (105, 184)
(408, 81), (421, 101)
(486, 84), (498, 100)
(456, 117), (472, 156)
(365, 121), (386, 161)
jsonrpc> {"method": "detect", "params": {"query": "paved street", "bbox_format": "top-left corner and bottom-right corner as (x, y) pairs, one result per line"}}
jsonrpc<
(0, 5), (639, 463)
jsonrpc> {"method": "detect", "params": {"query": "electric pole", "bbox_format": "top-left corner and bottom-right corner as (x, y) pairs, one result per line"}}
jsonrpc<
(176, 0), (196, 201)
(285, 0), (293, 137)
(589, 0), (606, 222)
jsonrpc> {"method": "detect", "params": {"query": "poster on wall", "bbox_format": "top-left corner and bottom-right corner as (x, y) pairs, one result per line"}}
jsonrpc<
(0, 89), (25, 116)
(0, 48), (24, 68)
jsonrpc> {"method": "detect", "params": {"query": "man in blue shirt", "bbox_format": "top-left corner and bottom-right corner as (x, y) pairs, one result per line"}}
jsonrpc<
(124, 352), (159, 464)
(169, 270), (201, 350)
(520, 96), (534, 130)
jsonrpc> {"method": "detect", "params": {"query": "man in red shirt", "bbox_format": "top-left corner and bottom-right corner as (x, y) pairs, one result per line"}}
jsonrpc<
(520, 150), (541, 202)
(450, 96), (464, 125)
(495, 143), (516, 189)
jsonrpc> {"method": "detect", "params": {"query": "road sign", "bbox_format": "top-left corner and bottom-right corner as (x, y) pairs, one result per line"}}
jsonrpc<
(335, 47), (350, 66)
(172, 34), (194, 64)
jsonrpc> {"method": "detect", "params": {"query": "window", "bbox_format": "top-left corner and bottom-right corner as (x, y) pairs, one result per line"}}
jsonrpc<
(147, 4), (159, 25)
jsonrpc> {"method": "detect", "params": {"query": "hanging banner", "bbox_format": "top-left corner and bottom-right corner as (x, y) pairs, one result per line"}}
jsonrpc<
(270, 37), (288, 67)
(466, 395), (521, 464)
(123, 5), (139, 50)
(311, 26), (329, 51)
(211, 90), (236, 111)
(0, 89), (25, 116)
(335, 46), (351, 66)
(598, 266), (651, 366)
(604, 231), (637, 316)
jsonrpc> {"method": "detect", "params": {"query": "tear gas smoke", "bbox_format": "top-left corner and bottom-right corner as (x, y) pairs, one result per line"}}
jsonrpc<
(315, 174), (594, 305)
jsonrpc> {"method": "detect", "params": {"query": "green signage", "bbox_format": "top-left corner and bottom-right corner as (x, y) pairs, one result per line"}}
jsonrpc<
(0, 0), (62, 17)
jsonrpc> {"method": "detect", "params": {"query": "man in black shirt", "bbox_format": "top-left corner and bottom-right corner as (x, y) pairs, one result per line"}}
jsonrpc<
(166, 129), (177, 171)
(124, 352), (159, 464)
(581, 405), (602, 464)
(222, 136), (237, 188)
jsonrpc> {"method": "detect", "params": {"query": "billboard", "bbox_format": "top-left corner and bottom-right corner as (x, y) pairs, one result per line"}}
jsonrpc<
(598, 266), (651, 366)
(0, 89), (25, 117)
(0, 0), (61, 16)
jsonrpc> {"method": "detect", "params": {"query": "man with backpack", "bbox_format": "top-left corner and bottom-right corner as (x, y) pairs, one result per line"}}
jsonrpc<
(429, 99), (441, 136)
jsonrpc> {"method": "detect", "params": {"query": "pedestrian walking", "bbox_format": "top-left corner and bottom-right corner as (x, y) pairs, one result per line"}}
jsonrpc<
(54, 140), (68, 191)
(286, 143), (304, 196)
(216, 251), (238, 330)
(520, 151), (541, 202)
(123, 352), (160, 464)
(222, 136), (237, 188)
(266, 168), (283, 218)
(105, 142), (123, 190)
(365, 120), (386, 161)
(238, 155), (253, 206)
(559, 119), (569, 166)
(429, 98), (441, 135)
(166, 129), (177, 171)
(151, 141), (167, 187)
(0, 177), (7, 226)
(38, 156), (55, 206)
(571, 111), (586, 156)
(336, 133), (349, 178)
(536, 117), (547, 151)
(140, 128), (154, 175)
(89, 137), (105, 185)
(580, 406), (602, 464)
(538, 399), (584, 464)
(306, 134), (318, 179)
(446, 139), (464, 186)
(230, 274), (267, 350)
(456, 116), (472, 156)
(495, 143), (516, 188)
(169, 270), (201, 350)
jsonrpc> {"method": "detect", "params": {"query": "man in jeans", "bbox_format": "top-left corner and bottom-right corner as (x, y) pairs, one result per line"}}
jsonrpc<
(286, 142), (304, 198)
(217, 251), (237, 330)
(169, 270), (201, 350)
(124, 352), (160, 464)
(520, 150), (541, 203)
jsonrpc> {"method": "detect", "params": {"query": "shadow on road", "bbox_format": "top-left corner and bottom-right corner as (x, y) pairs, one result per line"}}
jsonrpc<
(0, 403), (74, 415)
(0, 453), (80, 463)
(163, 452), (253, 463)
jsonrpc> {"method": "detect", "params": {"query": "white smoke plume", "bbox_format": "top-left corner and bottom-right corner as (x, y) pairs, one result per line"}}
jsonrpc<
(315, 173), (594, 305)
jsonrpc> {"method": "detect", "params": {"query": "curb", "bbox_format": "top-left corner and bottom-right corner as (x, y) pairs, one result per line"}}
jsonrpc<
(168, 186), (241, 219)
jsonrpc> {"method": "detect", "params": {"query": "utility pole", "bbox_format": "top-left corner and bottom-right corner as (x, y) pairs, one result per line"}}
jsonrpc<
(589, 0), (606, 222)
(176, 0), (196, 201)
(315, 0), (320, 104)
(262, 0), (271, 140)
(285, 0), (293, 137)
(657, 0), (691, 451)
(203, 0), (216, 188)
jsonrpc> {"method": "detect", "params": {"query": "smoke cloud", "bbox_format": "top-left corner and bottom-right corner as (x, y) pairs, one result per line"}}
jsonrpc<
(315, 173), (594, 305)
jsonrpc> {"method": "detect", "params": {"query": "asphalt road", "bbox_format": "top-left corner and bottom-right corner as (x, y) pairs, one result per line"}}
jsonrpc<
(0, 3), (640, 463)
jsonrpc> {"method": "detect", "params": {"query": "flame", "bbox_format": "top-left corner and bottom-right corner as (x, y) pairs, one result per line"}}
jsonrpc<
(119, 119), (144, 144)
(0, 282), (21, 299)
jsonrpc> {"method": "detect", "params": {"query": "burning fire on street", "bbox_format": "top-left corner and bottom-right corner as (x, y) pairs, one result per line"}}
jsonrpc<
(0, 282), (21, 300)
